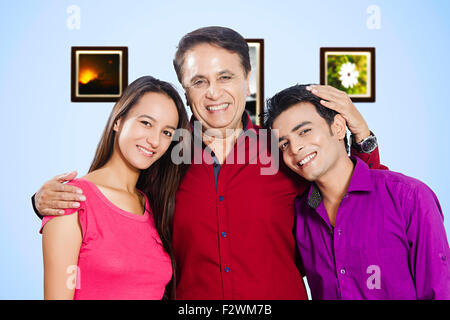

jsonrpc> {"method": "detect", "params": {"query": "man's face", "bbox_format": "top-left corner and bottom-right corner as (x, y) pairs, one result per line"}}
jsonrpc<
(272, 102), (345, 182)
(181, 43), (250, 132)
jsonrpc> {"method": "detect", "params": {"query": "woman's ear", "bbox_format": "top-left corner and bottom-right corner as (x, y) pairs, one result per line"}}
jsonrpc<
(332, 114), (347, 140)
(113, 118), (121, 132)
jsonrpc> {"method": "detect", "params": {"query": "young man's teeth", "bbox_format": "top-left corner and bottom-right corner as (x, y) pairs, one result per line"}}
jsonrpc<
(138, 146), (154, 155)
(298, 152), (316, 166)
(207, 103), (228, 111)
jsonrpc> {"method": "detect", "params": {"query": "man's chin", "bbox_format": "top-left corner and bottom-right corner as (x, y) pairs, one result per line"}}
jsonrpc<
(203, 120), (238, 132)
(292, 167), (317, 182)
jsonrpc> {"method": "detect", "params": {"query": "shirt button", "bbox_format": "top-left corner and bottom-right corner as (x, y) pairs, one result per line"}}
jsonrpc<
(221, 232), (227, 238)
(224, 267), (230, 272)
(218, 196), (224, 201)
(340, 268), (346, 275)
(338, 229), (342, 236)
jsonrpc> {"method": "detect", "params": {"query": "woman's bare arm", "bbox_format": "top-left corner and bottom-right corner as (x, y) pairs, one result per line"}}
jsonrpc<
(42, 212), (82, 300)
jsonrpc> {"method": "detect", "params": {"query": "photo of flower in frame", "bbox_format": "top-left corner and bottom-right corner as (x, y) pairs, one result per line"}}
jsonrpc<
(320, 47), (375, 102)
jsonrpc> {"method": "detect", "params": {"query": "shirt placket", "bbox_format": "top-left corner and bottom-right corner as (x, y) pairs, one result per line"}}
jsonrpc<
(211, 154), (233, 299)
(314, 203), (342, 299)
(333, 193), (350, 300)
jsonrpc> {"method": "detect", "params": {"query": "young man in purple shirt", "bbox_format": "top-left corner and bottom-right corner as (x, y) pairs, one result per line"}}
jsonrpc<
(265, 84), (450, 300)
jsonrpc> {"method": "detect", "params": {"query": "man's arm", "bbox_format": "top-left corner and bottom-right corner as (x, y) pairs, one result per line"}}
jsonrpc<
(406, 183), (450, 299)
(32, 171), (85, 218)
(42, 212), (82, 299)
(306, 85), (387, 170)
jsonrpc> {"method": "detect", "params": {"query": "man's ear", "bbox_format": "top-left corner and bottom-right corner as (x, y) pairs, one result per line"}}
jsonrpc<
(246, 71), (251, 97)
(184, 92), (190, 107)
(332, 114), (347, 140)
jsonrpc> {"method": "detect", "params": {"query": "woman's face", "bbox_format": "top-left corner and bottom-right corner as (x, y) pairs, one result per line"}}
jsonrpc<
(114, 92), (179, 170)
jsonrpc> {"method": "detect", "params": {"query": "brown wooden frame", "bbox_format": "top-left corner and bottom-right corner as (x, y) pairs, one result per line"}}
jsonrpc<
(71, 46), (128, 102)
(245, 39), (265, 125)
(320, 47), (375, 103)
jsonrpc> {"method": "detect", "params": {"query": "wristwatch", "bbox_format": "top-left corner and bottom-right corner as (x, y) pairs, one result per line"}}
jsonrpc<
(351, 131), (378, 153)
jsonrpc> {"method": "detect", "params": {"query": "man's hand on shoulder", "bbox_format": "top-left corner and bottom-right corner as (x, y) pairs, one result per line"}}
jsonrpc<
(35, 171), (86, 216)
(306, 85), (370, 142)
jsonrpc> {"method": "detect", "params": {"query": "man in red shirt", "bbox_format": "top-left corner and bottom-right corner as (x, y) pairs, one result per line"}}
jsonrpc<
(32, 26), (384, 299)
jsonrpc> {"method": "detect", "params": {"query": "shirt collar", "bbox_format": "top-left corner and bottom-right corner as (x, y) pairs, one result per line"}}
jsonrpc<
(347, 156), (374, 193)
(306, 156), (374, 209)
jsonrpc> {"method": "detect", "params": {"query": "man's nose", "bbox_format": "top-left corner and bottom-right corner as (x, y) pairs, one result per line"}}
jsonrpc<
(289, 139), (303, 155)
(205, 81), (222, 100)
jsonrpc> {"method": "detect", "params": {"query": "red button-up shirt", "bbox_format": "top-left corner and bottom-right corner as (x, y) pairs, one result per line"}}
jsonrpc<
(172, 114), (383, 299)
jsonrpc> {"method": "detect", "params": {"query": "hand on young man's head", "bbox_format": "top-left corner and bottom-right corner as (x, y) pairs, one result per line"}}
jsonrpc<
(306, 85), (370, 142)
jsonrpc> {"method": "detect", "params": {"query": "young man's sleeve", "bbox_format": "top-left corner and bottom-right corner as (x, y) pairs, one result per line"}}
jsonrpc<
(350, 146), (388, 170)
(406, 183), (450, 299)
(31, 194), (44, 220)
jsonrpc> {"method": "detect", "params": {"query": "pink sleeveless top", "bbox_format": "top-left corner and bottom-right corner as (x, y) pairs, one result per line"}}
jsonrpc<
(40, 178), (172, 300)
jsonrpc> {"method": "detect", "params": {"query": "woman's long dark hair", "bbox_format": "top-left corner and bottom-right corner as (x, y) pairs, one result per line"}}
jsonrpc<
(88, 76), (190, 299)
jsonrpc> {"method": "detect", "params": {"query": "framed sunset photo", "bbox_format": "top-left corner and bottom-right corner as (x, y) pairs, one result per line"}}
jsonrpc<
(71, 47), (128, 102)
(320, 47), (375, 102)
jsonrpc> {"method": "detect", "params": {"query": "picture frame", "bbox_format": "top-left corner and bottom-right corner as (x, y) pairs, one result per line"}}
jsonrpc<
(320, 47), (375, 102)
(71, 46), (128, 102)
(245, 39), (265, 125)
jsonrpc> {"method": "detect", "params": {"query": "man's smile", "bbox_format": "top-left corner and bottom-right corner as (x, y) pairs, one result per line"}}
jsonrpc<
(297, 151), (317, 167)
(205, 103), (230, 112)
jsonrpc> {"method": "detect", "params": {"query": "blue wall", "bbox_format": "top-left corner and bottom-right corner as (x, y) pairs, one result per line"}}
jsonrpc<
(1, 0), (449, 299)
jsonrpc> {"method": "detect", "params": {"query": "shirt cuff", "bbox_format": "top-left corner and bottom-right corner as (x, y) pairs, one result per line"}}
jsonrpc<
(31, 194), (44, 220)
(350, 146), (388, 170)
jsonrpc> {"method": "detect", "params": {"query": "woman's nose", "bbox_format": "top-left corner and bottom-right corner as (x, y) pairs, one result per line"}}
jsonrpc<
(146, 130), (160, 149)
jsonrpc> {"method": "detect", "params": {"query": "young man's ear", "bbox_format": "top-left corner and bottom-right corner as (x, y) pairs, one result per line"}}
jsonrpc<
(332, 114), (347, 140)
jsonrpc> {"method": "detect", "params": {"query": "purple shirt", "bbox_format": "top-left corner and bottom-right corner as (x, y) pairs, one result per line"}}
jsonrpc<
(295, 157), (450, 300)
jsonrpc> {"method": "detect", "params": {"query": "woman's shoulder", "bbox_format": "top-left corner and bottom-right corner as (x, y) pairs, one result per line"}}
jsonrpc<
(65, 177), (92, 192)
(61, 177), (99, 215)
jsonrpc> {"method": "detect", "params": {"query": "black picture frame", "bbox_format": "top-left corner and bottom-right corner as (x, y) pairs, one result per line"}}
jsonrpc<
(320, 47), (375, 103)
(71, 46), (128, 102)
(245, 39), (265, 124)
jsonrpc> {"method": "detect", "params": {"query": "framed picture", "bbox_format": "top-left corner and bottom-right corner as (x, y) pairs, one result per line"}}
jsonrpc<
(320, 47), (375, 102)
(71, 46), (128, 102)
(245, 39), (265, 125)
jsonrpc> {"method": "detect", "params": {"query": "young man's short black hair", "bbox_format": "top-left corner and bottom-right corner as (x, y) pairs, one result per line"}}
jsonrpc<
(265, 84), (349, 153)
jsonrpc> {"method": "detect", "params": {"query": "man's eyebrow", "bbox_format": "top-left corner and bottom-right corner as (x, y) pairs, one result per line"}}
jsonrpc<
(218, 70), (235, 76)
(278, 121), (312, 142)
(187, 70), (235, 84)
(139, 114), (176, 130)
(190, 74), (205, 80)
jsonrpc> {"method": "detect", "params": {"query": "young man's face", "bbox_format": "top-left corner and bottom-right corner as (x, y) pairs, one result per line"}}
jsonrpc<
(180, 43), (250, 132)
(272, 102), (346, 182)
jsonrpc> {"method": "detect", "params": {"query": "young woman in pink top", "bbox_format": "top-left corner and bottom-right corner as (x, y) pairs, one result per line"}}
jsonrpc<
(40, 76), (189, 299)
